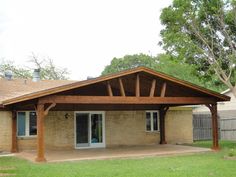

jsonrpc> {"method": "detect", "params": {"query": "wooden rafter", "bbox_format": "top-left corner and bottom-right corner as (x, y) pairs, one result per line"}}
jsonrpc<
(118, 78), (126, 96)
(106, 81), (113, 96)
(38, 95), (216, 105)
(136, 74), (140, 97)
(161, 82), (167, 97)
(149, 79), (156, 97)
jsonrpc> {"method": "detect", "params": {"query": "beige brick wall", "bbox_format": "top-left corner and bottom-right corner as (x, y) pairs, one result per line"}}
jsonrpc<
(0, 111), (12, 152)
(45, 111), (74, 149)
(14, 109), (193, 150)
(166, 109), (193, 144)
(18, 138), (37, 151)
(105, 111), (160, 147)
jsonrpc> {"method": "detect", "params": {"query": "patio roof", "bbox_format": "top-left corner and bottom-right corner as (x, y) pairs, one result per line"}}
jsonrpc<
(1, 66), (230, 106)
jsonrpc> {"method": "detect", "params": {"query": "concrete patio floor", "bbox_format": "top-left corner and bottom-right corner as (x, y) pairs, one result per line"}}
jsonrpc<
(16, 144), (211, 163)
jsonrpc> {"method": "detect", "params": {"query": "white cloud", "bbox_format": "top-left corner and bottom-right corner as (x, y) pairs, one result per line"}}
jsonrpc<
(0, 0), (172, 80)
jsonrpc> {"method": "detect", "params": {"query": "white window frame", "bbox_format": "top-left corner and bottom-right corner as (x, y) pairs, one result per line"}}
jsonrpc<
(17, 111), (37, 137)
(146, 111), (160, 132)
(74, 111), (106, 149)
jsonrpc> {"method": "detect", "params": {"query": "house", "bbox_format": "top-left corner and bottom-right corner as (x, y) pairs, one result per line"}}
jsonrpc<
(193, 89), (236, 140)
(0, 67), (230, 162)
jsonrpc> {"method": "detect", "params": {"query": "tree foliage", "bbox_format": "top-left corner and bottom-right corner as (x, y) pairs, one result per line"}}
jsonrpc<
(0, 54), (69, 80)
(160, 0), (236, 96)
(102, 53), (226, 92)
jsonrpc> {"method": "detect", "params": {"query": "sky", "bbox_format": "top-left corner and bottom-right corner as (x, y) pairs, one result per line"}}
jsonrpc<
(0, 0), (172, 80)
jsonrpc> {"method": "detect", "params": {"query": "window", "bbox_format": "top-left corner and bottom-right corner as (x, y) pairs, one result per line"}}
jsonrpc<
(17, 111), (37, 137)
(146, 111), (159, 132)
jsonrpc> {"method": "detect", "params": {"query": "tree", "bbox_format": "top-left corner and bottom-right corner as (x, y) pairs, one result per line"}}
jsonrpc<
(29, 53), (69, 80)
(101, 54), (159, 75)
(0, 54), (70, 80)
(102, 53), (225, 92)
(160, 0), (236, 96)
(0, 59), (31, 79)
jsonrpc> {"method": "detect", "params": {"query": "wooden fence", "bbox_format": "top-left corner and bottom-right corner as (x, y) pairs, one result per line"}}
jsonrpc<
(220, 118), (236, 140)
(193, 114), (236, 140)
(193, 114), (214, 140)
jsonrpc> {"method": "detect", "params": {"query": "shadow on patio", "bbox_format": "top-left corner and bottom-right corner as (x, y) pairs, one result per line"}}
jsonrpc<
(15, 144), (211, 163)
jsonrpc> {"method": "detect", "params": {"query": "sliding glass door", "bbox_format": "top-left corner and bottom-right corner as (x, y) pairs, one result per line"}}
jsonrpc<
(75, 112), (105, 148)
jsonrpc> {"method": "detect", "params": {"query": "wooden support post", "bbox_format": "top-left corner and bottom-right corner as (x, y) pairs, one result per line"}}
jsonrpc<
(206, 103), (219, 150)
(35, 104), (46, 162)
(118, 78), (126, 96)
(159, 106), (169, 144)
(11, 110), (18, 153)
(149, 79), (156, 97)
(106, 81), (113, 96)
(136, 74), (140, 97)
(160, 82), (166, 97)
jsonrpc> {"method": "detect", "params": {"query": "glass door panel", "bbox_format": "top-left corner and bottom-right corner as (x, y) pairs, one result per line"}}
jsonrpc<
(76, 113), (89, 147)
(91, 114), (103, 144)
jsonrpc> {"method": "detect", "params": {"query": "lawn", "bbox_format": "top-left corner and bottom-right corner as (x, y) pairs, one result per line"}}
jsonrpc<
(0, 141), (236, 177)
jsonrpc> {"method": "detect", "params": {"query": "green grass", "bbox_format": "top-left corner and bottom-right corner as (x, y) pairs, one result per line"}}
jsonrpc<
(192, 140), (236, 149)
(1, 141), (236, 177)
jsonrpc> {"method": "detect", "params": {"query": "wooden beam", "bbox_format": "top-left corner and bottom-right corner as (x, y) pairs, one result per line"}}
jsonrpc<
(44, 103), (56, 116)
(118, 78), (126, 96)
(149, 79), (156, 97)
(39, 95), (216, 105)
(206, 103), (219, 150)
(161, 82), (166, 97)
(35, 104), (46, 162)
(136, 74), (140, 97)
(159, 106), (169, 144)
(11, 110), (18, 153)
(106, 81), (113, 97)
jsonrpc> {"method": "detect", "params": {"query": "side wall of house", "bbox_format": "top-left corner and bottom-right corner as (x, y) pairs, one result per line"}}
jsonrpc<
(0, 111), (12, 152)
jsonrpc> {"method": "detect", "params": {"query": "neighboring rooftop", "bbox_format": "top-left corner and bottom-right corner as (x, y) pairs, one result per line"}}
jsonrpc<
(0, 78), (76, 104)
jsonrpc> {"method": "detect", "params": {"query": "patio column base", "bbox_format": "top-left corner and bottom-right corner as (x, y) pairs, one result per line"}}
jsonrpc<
(160, 141), (167, 145)
(211, 147), (220, 151)
(35, 157), (47, 162)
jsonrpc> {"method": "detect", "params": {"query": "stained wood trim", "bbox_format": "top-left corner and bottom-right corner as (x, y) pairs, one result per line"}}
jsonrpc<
(205, 103), (219, 150)
(39, 95), (216, 104)
(118, 78), (126, 96)
(160, 106), (169, 145)
(136, 74), (140, 97)
(149, 79), (156, 97)
(11, 110), (18, 153)
(106, 81), (113, 97)
(35, 104), (46, 162)
(44, 103), (56, 116)
(161, 82), (166, 97)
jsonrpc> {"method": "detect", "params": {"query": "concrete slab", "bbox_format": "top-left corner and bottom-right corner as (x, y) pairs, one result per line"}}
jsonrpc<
(16, 144), (211, 163)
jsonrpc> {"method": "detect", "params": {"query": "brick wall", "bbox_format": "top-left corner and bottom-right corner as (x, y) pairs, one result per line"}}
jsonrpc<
(0, 109), (193, 151)
(45, 111), (74, 149)
(105, 111), (160, 147)
(0, 111), (12, 152)
(166, 108), (193, 144)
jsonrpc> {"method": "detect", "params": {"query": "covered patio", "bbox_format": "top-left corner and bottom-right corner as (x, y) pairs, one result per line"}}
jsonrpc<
(1, 67), (230, 162)
(16, 144), (211, 163)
